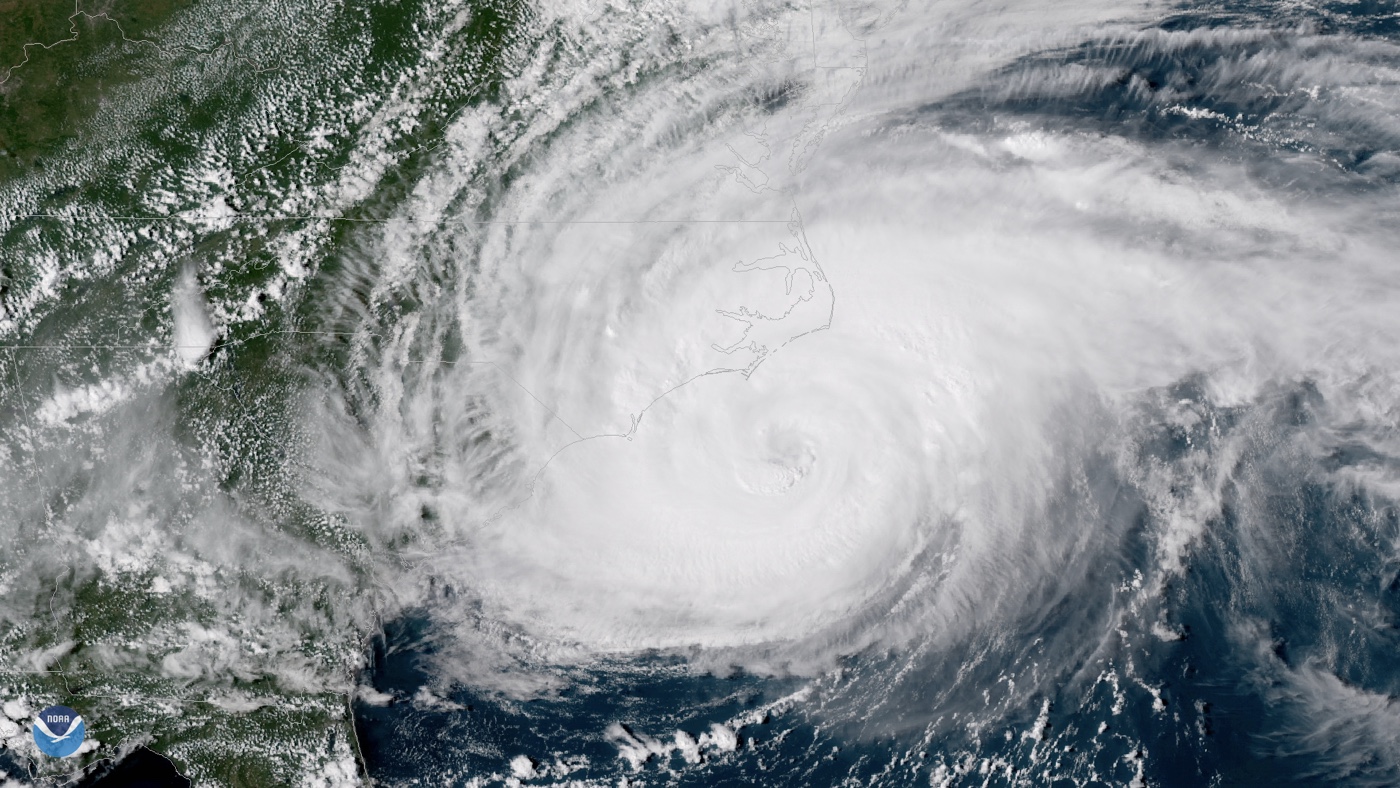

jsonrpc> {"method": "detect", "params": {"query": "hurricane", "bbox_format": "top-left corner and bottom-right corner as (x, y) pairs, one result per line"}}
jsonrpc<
(4, 0), (1400, 784)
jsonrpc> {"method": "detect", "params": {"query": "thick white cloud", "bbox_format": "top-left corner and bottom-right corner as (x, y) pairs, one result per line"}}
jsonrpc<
(306, 0), (1400, 693)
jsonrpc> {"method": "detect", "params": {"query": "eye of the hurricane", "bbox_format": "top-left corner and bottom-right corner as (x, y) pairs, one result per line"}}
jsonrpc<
(447, 336), (941, 651)
(743, 425), (818, 495)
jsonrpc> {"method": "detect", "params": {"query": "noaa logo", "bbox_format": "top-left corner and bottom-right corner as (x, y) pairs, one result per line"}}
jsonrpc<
(32, 705), (84, 758)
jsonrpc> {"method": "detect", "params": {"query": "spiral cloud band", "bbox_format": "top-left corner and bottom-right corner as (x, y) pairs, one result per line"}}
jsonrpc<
(322, 0), (1400, 679)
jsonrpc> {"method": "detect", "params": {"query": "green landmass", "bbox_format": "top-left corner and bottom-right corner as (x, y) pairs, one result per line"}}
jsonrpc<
(0, 0), (190, 180)
(0, 0), (538, 782)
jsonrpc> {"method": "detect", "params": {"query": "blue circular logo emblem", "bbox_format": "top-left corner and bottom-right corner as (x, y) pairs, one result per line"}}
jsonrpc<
(32, 705), (84, 758)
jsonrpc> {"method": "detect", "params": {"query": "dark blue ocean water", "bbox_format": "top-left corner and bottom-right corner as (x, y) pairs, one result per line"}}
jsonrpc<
(0, 746), (188, 787)
(353, 381), (1400, 786)
(81, 748), (191, 788)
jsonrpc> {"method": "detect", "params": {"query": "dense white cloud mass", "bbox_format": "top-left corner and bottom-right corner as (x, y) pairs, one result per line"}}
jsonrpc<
(310, 0), (1400, 686)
